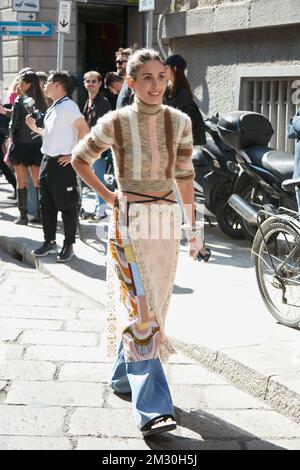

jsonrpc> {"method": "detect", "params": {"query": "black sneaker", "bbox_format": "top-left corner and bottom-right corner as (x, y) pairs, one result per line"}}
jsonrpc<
(57, 244), (74, 263)
(32, 241), (57, 257)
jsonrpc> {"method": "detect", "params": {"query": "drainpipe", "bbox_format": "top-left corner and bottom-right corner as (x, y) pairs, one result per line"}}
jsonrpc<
(157, 5), (170, 60)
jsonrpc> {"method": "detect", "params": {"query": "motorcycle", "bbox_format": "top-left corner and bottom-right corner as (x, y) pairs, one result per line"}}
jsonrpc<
(193, 114), (245, 239)
(216, 111), (297, 240)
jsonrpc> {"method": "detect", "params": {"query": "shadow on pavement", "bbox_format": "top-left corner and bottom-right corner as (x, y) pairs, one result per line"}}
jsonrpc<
(144, 407), (285, 450)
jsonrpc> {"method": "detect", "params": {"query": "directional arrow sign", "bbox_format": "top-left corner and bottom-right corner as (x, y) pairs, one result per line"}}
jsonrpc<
(12, 0), (40, 13)
(57, 0), (72, 34)
(0, 22), (53, 37)
(17, 12), (37, 21)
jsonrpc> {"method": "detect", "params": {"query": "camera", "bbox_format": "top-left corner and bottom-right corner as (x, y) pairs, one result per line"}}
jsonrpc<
(23, 96), (44, 125)
(197, 248), (211, 263)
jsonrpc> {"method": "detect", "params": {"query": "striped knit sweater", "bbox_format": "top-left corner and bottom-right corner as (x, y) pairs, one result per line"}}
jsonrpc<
(72, 96), (195, 192)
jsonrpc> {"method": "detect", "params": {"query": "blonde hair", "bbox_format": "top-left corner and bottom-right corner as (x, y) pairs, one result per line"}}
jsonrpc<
(126, 48), (163, 81)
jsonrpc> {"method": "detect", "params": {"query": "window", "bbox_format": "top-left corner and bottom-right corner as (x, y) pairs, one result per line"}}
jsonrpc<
(237, 67), (300, 155)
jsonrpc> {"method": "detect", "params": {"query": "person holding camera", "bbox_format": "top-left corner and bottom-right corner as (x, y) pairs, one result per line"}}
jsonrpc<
(26, 71), (89, 262)
(9, 71), (47, 224)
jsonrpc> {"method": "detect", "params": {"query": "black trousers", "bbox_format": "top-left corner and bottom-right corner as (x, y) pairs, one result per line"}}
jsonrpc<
(38, 155), (79, 245)
(0, 142), (16, 189)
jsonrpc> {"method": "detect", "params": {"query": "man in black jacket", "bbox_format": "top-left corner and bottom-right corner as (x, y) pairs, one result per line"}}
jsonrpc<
(83, 71), (112, 220)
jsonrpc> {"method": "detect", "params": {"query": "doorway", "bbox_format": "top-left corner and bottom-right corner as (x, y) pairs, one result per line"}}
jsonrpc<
(77, 3), (128, 108)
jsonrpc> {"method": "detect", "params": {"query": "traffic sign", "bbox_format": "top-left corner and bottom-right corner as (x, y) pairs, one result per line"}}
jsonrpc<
(57, 0), (72, 34)
(12, 0), (40, 13)
(17, 12), (37, 21)
(139, 0), (155, 12)
(0, 22), (53, 37)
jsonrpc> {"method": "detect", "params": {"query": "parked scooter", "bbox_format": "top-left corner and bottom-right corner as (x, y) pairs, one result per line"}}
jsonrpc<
(193, 114), (245, 239)
(216, 111), (297, 240)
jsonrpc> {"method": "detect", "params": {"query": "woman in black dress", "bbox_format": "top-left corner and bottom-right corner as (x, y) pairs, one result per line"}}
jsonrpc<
(9, 71), (47, 224)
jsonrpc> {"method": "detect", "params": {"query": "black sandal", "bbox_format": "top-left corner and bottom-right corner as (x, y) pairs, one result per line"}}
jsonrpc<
(141, 414), (177, 437)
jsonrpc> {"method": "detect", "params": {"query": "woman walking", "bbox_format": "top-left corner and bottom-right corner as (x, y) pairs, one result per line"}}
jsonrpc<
(72, 49), (204, 437)
(9, 71), (47, 224)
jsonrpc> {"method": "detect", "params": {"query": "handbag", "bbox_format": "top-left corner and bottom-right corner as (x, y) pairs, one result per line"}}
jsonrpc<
(287, 113), (300, 140)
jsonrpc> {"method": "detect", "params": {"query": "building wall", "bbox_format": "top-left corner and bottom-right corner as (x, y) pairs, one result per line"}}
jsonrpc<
(163, 0), (300, 117)
(171, 25), (300, 117)
(0, 0), (168, 100)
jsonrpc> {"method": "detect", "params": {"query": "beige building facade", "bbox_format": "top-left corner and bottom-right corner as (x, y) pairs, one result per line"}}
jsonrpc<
(0, 0), (169, 100)
(164, 0), (300, 152)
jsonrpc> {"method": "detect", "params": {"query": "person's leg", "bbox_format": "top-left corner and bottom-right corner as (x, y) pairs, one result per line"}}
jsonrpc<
(92, 158), (108, 217)
(39, 160), (57, 243)
(61, 205), (77, 245)
(14, 164), (28, 224)
(126, 356), (175, 430)
(28, 165), (41, 222)
(110, 342), (131, 394)
(293, 142), (300, 212)
(0, 145), (16, 191)
(54, 162), (78, 262)
(26, 169), (37, 216)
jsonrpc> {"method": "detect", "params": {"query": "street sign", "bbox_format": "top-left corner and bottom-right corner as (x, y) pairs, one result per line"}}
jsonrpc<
(0, 22), (53, 37)
(139, 0), (155, 12)
(57, 0), (72, 34)
(17, 12), (37, 21)
(12, 0), (40, 13)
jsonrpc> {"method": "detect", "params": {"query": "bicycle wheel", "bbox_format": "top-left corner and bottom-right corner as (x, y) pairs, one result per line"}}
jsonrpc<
(253, 219), (300, 327)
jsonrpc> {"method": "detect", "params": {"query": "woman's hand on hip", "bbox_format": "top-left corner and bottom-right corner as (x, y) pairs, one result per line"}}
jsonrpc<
(58, 155), (72, 166)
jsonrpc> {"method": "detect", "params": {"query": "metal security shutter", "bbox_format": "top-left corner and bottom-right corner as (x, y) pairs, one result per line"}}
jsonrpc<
(240, 78), (298, 154)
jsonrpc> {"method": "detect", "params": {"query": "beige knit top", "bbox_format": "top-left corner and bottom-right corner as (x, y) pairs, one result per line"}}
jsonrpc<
(72, 96), (195, 192)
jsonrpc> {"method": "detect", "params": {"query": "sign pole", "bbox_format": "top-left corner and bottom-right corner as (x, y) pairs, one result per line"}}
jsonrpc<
(139, 1), (155, 49)
(57, 32), (64, 69)
(23, 37), (29, 67)
(145, 10), (153, 48)
(56, 0), (72, 70)
(0, 37), (3, 82)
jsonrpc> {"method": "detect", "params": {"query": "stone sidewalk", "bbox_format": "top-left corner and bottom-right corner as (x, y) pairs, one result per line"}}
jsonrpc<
(0, 176), (300, 429)
(2, 247), (300, 450)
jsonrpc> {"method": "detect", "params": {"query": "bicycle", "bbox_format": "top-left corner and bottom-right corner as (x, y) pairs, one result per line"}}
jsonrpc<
(251, 177), (300, 328)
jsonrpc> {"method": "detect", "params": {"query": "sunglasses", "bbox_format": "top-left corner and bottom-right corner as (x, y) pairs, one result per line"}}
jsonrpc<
(115, 59), (127, 65)
(84, 79), (98, 84)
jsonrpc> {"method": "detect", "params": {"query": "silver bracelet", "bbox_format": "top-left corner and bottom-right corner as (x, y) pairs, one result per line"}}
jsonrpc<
(182, 222), (203, 240)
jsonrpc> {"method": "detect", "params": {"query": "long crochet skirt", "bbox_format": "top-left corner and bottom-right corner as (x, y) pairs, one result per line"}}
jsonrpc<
(105, 200), (181, 363)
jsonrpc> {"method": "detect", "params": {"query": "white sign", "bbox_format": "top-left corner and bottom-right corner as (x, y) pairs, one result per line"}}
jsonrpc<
(139, 0), (155, 12)
(12, 0), (40, 13)
(57, 0), (72, 34)
(17, 12), (37, 21)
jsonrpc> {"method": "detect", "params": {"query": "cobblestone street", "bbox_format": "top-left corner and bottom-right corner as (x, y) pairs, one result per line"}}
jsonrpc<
(1, 248), (300, 450)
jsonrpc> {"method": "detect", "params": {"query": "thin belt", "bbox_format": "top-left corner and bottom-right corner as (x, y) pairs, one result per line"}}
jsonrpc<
(123, 190), (177, 204)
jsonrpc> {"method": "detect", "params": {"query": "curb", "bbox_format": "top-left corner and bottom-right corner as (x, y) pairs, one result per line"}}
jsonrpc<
(173, 339), (300, 426)
(0, 235), (105, 310)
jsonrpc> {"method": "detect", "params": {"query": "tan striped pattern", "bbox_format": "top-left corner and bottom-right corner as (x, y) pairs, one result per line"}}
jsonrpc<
(164, 108), (175, 179)
(112, 114), (125, 178)
(72, 100), (194, 191)
(177, 147), (193, 157)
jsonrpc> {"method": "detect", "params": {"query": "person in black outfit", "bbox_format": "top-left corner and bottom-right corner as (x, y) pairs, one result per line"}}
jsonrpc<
(82, 70), (112, 220)
(164, 54), (206, 146)
(26, 71), (89, 262)
(0, 112), (16, 197)
(115, 47), (134, 109)
(9, 71), (48, 224)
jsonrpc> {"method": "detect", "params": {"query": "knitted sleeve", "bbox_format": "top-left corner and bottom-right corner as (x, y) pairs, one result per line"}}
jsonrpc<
(72, 111), (115, 164)
(175, 115), (195, 181)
